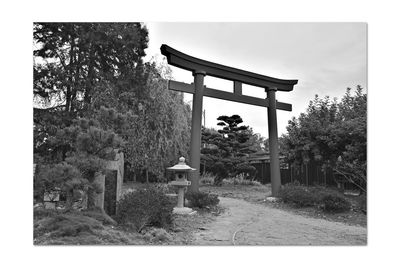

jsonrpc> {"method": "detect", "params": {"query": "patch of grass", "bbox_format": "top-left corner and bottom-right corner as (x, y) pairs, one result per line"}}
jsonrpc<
(80, 208), (117, 225)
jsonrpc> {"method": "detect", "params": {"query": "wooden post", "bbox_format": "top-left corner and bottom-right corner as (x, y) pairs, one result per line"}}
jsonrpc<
(189, 70), (206, 192)
(267, 88), (281, 196)
(305, 162), (309, 187)
(290, 164), (293, 183)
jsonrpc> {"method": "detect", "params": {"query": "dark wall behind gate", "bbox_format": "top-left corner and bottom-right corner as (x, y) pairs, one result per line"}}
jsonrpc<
(252, 161), (339, 187)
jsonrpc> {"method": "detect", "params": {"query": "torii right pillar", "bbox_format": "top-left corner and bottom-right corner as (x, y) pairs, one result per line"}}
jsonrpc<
(267, 87), (281, 197)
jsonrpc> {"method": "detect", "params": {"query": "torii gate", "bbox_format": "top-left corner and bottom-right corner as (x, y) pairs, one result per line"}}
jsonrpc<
(161, 45), (298, 196)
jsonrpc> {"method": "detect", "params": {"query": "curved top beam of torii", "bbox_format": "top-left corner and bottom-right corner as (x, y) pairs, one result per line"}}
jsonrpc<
(160, 44), (298, 92)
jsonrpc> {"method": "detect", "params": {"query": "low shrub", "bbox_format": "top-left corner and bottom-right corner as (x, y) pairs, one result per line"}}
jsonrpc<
(279, 183), (352, 212)
(80, 208), (117, 225)
(186, 191), (220, 209)
(279, 183), (319, 207)
(222, 174), (262, 186)
(234, 163), (257, 179)
(199, 172), (216, 185)
(34, 212), (104, 238)
(321, 194), (351, 212)
(34, 207), (59, 220)
(115, 186), (174, 232)
(210, 161), (229, 185)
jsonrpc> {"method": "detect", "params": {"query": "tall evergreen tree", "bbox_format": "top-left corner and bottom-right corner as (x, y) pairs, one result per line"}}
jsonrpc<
(201, 115), (258, 183)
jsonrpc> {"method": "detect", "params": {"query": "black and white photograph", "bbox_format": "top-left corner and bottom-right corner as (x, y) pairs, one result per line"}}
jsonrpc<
(2, 1), (400, 266)
(33, 22), (367, 245)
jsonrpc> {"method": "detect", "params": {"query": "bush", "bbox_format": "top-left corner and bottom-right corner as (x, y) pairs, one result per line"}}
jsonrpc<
(186, 191), (220, 209)
(210, 161), (229, 185)
(199, 172), (216, 185)
(321, 194), (351, 212)
(115, 186), (174, 232)
(279, 183), (352, 213)
(279, 183), (319, 207)
(234, 163), (257, 179)
(222, 174), (262, 186)
(34, 212), (104, 238)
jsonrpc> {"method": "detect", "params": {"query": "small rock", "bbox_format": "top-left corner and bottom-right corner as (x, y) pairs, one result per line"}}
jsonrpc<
(265, 197), (279, 203)
(172, 227), (183, 232)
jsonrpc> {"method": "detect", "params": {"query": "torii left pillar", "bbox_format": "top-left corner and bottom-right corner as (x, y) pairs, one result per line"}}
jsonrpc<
(188, 70), (206, 193)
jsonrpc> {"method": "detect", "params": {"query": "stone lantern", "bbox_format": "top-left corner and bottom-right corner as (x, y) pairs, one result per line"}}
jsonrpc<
(167, 157), (196, 215)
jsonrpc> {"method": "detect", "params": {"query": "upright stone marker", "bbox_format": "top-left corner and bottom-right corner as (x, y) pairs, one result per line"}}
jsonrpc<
(161, 45), (297, 196)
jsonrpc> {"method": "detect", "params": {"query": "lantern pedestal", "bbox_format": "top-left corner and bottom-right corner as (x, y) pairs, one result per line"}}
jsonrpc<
(167, 157), (197, 215)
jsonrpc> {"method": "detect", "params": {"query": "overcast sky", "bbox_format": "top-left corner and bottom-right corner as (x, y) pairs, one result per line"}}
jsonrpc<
(143, 22), (367, 138)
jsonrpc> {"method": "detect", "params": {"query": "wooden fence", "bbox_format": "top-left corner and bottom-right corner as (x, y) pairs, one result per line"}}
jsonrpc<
(251, 161), (357, 190)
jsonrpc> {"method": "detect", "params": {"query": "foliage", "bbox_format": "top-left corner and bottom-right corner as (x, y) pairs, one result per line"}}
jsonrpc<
(34, 211), (104, 238)
(111, 62), (191, 179)
(279, 183), (319, 207)
(321, 194), (351, 212)
(186, 191), (220, 209)
(35, 107), (127, 208)
(115, 187), (174, 232)
(35, 162), (86, 209)
(33, 23), (191, 184)
(222, 174), (262, 186)
(279, 183), (351, 213)
(80, 208), (117, 225)
(33, 208), (147, 245)
(281, 86), (366, 192)
(235, 163), (257, 179)
(201, 115), (260, 181)
(34, 23), (148, 113)
(199, 172), (216, 185)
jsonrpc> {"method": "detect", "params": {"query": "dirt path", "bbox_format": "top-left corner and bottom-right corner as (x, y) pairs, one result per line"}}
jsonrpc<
(192, 197), (367, 245)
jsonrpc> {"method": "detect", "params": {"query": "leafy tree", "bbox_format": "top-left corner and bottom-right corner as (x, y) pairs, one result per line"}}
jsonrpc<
(91, 61), (192, 180)
(281, 86), (366, 192)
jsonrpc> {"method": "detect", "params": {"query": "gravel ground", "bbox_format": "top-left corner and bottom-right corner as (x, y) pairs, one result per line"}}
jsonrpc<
(192, 197), (367, 246)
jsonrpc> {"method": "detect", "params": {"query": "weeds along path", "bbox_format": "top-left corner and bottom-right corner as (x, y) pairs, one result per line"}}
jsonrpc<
(192, 197), (367, 245)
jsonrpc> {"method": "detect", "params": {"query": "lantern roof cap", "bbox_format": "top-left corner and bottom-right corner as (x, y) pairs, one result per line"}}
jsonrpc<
(167, 157), (196, 171)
